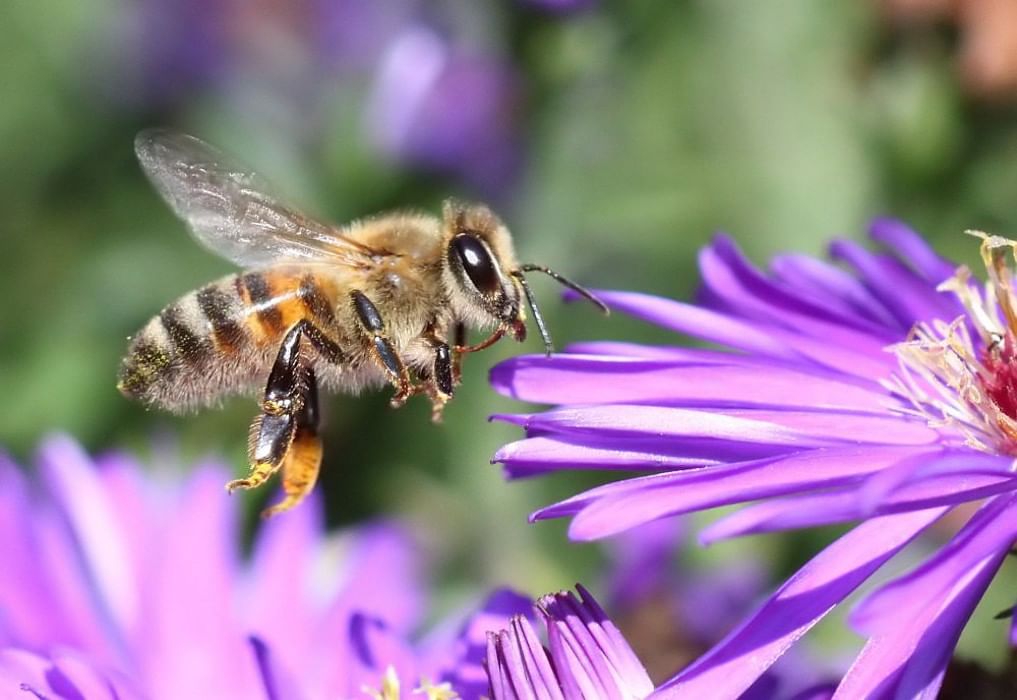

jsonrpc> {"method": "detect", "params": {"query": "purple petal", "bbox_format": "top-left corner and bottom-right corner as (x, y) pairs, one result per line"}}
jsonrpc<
(769, 253), (903, 331)
(868, 217), (957, 285)
(699, 453), (1017, 543)
(313, 522), (423, 694)
(36, 435), (138, 638)
(242, 490), (325, 681)
(434, 589), (534, 699)
(0, 649), (142, 700)
(494, 406), (934, 450)
(565, 290), (896, 378)
(490, 355), (890, 411)
(650, 508), (946, 699)
(0, 454), (76, 648)
(540, 586), (654, 699)
(136, 466), (263, 698)
(249, 636), (307, 700)
(487, 616), (564, 700)
(698, 235), (895, 340)
(495, 435), (724, 479)
(344, 613), (418, 698)
(572, 290), (801, 360)
(830, 240), (958, 327)
(835, 550), (1005, 698)
(544, 446), (940, 539)
(850, 493), (1017, 636)
(562, 341), (745, 360)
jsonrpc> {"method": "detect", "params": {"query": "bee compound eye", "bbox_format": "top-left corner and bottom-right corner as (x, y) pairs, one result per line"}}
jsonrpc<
(451, 234), (499, 295)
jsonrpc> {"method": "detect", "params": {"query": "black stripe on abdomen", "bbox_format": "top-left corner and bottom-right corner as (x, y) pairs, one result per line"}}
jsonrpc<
(159, 301), (211, 362)
(197, 283), (247, 354)
(241, 271), (285, 335)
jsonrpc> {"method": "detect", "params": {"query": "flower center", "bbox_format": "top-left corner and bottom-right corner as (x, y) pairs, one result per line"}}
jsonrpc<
(362, 666), (459, 700)
(979, 333), (1017, 421)
(886, 232), (1017, 455)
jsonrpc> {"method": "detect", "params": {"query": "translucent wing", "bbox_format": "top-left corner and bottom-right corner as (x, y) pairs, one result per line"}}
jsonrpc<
(135, 129), (381, 268)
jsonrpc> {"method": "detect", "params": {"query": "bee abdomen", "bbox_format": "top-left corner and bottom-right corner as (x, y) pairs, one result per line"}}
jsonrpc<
(118, 277), (254, 409)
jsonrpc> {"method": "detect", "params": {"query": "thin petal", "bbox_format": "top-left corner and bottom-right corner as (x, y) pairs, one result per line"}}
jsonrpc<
(699, 452), (1017, 543)
(769, 253), (902, 331)
(37, 435), (138, 637)
(494, 406), (934, 449)
(243, 490), (326, 681)
(554, 446), (940, 539)
(495, 435), (722, 479)
(850, 493), (1017, 636)
(868, 217), (956, 285)
(435, 589), (534, 698)
(834, 550), (1005, 699)
(565, 290), (896, 378)
(136, 465), (263, 698)
(830, 240), (958, 327)
(567, 290), (801, 360)
(650, 508), (945, 700)
(249, 636), (306, 700)
(490, 355), (890, 411)
(698, 235), (894, 340)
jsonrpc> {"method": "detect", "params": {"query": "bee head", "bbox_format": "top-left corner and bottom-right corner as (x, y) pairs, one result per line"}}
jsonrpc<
(441, 199), (526, 341)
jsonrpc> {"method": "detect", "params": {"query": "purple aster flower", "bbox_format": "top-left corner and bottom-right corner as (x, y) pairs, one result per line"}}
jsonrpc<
(0, 435), (532, 699)
(486, 584), (656, 700)
(485, 585), (835, 700)
(491, 220), (1017, 697)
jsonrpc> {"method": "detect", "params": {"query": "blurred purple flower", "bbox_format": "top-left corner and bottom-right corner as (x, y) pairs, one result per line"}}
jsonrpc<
(486, 585), (655, 700)
(0, 435), (531, 699)
(485, 585), (835, 700)
(490, 220), (1017, 697)
(365, 25), (522, 193)
(98, 0), (521, 193)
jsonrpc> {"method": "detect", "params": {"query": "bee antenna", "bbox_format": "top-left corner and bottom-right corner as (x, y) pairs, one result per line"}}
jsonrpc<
(513, 271), (554, 356)
(518, 264), (610, 315)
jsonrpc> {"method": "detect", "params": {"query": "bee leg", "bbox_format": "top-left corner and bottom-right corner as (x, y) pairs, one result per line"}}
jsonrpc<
(261, 368), (322, 518)
(451, 322), (466, 385)
(227, 320), (340, 494)
(422, 326), (453, 423)
(350, 291), (413, 408)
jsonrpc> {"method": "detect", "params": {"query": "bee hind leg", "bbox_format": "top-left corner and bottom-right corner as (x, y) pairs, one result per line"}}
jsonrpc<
(260, 368), (322, 518)
(227, 320), (339, 499)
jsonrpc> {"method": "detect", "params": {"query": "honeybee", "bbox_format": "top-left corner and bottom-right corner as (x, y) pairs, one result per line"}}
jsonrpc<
(118, 130), (606, 516)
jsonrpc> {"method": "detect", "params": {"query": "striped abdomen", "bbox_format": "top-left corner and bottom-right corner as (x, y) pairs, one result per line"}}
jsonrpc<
(118, 269), (340, 411)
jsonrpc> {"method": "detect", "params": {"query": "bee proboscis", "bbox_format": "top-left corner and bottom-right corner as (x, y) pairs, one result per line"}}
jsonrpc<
(118, 130), (607, 516)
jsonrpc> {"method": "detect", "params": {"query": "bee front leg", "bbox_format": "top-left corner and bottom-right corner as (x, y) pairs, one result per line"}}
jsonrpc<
(451, 322), (466, 385)
(227, 320), (340, 498)
(350, 291), (414, 408)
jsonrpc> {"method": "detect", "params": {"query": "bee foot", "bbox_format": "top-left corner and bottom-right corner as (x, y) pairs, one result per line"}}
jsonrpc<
(225, 478), (253, 493)
(225, 461), (276, 493)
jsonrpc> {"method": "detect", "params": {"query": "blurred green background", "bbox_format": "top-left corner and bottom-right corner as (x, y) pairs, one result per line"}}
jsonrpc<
(4, 0), (1017, 680)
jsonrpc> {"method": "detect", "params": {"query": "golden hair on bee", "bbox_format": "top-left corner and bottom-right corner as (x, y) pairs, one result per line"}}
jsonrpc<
(119, 129), (607, 517)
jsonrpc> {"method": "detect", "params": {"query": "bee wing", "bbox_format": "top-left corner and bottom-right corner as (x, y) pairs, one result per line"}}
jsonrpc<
(135, 129), (381, 268)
